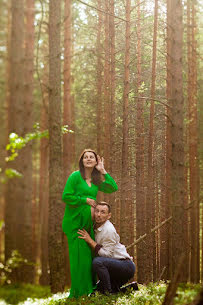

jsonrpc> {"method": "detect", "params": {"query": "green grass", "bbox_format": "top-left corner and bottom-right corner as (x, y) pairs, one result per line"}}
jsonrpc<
(0, 283), (51, 305)
(0, 282), (201, 305)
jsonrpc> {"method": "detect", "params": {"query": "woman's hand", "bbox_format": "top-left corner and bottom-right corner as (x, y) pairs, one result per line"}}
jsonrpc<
(86, 198), (96, 208)
(95, 155), (107, 175)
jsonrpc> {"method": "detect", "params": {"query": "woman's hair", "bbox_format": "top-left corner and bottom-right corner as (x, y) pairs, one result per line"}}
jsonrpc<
(79, 149), (102, 185)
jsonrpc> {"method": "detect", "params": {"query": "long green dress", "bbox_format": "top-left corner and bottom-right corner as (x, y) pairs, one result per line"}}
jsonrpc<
(62, 170), (118, 298)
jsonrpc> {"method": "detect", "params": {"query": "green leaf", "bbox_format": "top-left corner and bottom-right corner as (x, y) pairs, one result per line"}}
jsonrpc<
(5, 168), (23, 178)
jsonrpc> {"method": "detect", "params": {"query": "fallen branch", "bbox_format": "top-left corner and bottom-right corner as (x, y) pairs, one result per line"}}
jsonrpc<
(126, 216), (172, 250)
(157, 266), (167, 282)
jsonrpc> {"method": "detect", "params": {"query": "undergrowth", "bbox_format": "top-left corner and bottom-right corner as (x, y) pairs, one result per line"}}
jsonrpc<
(0, 282), (201, 305)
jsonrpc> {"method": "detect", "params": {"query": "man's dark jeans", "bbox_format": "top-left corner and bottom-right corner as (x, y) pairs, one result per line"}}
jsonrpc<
(93, 257), (135, 294)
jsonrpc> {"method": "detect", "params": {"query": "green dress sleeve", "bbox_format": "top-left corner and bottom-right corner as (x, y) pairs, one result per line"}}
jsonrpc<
(98, 173), (118, 193)
(62, 172), (87, 206)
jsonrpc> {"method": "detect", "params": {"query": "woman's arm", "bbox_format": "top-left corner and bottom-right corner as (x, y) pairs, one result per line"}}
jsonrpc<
(62, 172), (87, 206)
(98, 173), (118, 193)
(96, 156), (118, 193)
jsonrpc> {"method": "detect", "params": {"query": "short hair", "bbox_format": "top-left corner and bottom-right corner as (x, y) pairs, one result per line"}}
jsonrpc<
(96, 201), (111, 213)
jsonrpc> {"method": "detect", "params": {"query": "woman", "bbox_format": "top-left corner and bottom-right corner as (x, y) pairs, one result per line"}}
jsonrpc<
(62, 149), (118, 298)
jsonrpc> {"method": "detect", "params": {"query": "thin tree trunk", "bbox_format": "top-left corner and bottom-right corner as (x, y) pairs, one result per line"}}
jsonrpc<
(96, 0), (103, 155)
(48, 0), (65, 293)
(63, 0), (74, 180)
(120, 0), (132, 253)
(32, 153), (38, 283)
(63, 0), (73, 286)
(109, 0), (117, 225)
(160, 0), (172, 281)
(159, 118), (167, 280)
(0, 0), (9, 264)
(145, 0), (158, 283)
(39, 93), (49, 285)
(135, 0), (146, 283)
(188, 0), (200, 283)
(103, 0), (110, 171)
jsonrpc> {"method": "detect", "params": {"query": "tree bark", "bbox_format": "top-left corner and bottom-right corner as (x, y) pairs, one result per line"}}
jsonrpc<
(5, 0), (30, 282)
(120, 0), (133, 256)
(188, 0), (200, 283)
(170, 0), (186, 281)
(161, 0), (172, 281)
(21, 0), (35, 282)
(96, 0), (103, 155)
(48, 0), (65, 292)
(39, 90), (49, 285)
(63, 0), (75, 180)
(103, 0), (111, 171)
(135, 0), (146, 283)
(145, 0), (158, 283)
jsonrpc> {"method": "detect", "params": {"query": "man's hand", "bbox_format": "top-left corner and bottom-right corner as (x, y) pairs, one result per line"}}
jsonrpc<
(78, 229), (97, 249)
(78, 229), (91, 242)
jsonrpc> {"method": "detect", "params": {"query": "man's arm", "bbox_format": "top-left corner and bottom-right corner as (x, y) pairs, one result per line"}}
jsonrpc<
(78, 229), (97, 249)
(78, 228), (117, 257)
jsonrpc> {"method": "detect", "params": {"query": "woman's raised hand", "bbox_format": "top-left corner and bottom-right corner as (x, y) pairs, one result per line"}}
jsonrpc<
(95, 155), (107, 174)
(86, 198), (96, 208)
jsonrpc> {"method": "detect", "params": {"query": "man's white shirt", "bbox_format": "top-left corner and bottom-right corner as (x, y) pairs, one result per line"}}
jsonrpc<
(94, 220), (132, 260)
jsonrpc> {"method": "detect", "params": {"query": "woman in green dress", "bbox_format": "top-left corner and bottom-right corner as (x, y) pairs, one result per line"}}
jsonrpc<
(62, 149), (118, 298)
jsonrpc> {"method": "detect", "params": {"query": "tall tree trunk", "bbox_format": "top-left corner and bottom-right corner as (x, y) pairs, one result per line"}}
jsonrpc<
(145, 0), (158, 283)
(103, 0), (110, 171)
(188, 0), (200, 283)
(135, 0), (146, 283)
(32, 152), (38, 284)
(0, 0), (9, 262)
(5, 0), (28, 282)
(48, 0), (65, 293)
(21, 0), (35, 282)
(160, 0), (172, 281)
(120, 0), (133, 254)
(63, 0), (73, 287)
(39, 92), (49, 285)
(109, 0), (115, 174)
(96, 0), (103, 155)
(109, 0), (117, 224)
(170, 0), (186, 281)
(63, 0), (74, 180)
(158, 120), (166, 280)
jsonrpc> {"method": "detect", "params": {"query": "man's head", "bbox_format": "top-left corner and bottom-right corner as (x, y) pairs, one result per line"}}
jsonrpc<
(95, 201), (111, 226)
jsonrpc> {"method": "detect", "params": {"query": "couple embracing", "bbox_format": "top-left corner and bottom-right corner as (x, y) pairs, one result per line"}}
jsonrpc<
(62, 149), (138, 299)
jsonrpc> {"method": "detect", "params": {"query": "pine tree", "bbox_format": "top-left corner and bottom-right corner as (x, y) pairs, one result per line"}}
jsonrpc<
(48, 0), (65, 292)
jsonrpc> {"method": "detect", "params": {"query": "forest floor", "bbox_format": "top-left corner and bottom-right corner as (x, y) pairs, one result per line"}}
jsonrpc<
(0, 282), (201, 305)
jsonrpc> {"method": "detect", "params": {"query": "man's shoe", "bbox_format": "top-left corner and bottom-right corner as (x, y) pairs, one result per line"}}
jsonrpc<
(120, 282), (139, 293)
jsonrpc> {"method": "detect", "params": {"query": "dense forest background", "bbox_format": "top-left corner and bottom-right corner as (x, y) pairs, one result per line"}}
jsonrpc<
(0, 0), (202, 293)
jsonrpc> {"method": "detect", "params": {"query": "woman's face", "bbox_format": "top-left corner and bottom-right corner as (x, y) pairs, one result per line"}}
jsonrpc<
(82, 151), (97, 169)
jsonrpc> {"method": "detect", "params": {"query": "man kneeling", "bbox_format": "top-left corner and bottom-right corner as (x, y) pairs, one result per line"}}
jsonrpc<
(78, 201), (138, 294)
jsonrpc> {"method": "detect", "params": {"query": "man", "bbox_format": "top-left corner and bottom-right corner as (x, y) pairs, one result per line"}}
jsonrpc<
(78, 201), (138, 294)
